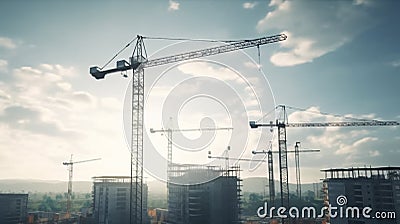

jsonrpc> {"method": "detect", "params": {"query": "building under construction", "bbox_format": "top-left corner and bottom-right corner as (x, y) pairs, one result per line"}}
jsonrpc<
(167, 164), (242, 224)
(92, 176), (148, 224)
(322, 166), (400, 224)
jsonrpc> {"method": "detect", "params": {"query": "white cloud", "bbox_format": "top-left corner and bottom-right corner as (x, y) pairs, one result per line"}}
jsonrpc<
(288, 106), (326, 123)
(0, 63), (127, 180)
(287, 106), (381, 158)
(0, 59), (8, 72)
(57, 82), (72, 91)
(270, 31), (344, 66)
(177, 61), (246, 84)
(369, 150), (380, 157)
(269, 0), (283, 7)
(12, 65), (77, 102)
(390, 59), (400, 67)
(168, 0), (180, 11)
(39, 63), (76, 77)
(244, 61), (261, 69)
(335, 137), (378, 155)
(0, 37), (17, 49)
(257, 0), (372, 67)
(100, 97), (121, 111)
(243, 2), (258, 9)
(353, 0), (372, 6)
(0, 89), (11, 101)
(288, 106), (380, 125)
(246, 109), (263, 119)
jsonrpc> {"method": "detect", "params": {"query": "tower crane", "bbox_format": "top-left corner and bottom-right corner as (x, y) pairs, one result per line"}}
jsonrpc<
(252, 144), (319, 205)
(149, 126), (232, 179)
(208, 147), (267, 164)
(293, 141), (319, 200)
(62, 155), (101, 215)
(90, 33), (286, 224)
(249, 105), (399, 221)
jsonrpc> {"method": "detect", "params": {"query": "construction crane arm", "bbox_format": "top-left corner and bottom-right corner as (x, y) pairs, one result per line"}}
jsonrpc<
(90, 34), (287, 79)
(143, 34), (287, 68)
(286, 121), (399, 127)
(208, 155), (266, 162)
(72, 158), (101, 164)
(250, 120), (399, 128)
(150, 127), (233, 133)
(252, 149), (320, 154)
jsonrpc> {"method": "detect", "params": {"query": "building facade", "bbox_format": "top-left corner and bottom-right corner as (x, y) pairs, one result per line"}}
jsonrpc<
(168, 165), (241, 224)
(0, 193), (28, 224)
(322, 166), (400, 224)
(92, 176), (148, 224)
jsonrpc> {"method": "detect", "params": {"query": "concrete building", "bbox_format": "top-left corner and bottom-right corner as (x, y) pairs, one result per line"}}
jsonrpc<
(167, 164), (241, 224)
(92, 176), (148, 224)
(0, 193), (28, 224)
(321, 166), (400, 224)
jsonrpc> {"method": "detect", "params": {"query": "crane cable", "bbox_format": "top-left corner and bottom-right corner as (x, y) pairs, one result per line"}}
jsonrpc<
(143, 36), (243, 43)
(257, 45), (261, 70)
(100, 35), (264, 70)
(100, 36), (138, 70)
(256, 106), (279, 123)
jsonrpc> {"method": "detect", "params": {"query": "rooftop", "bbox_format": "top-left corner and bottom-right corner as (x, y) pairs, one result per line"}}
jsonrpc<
(321, 166), (400, 180)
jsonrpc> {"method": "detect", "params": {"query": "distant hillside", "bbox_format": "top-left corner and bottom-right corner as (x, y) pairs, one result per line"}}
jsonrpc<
(0, 179), (167, 195)
(0, 179), (91, 193)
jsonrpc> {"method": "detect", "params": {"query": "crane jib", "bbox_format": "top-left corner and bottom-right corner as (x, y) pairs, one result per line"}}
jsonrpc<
(287, 121), (400, 127)
(89, 33), (287, 79)
(249, 121), (399, 128)
(144, 34), (287, 68)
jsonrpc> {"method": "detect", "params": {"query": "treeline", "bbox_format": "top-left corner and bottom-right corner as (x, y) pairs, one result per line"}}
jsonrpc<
(28, 192), (91, 213)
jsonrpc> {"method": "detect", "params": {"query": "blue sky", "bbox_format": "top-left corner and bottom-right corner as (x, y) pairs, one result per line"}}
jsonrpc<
(0, 0), (399, 185)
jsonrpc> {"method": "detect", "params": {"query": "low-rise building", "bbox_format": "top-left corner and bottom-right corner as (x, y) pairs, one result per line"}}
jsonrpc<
(92, 176), (148, 224)
(322, 166), (400, 224)
(0, 193), (28, 224)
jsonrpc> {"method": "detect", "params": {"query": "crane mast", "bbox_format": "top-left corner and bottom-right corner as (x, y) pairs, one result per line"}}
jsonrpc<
(293, 142), (314, 200)
(62, 155), (101, 216)
(295, 142), (301, 200)
(267, 150), (274, 205)
(252, 147), (319, 206)
(90, 34), (286, 224)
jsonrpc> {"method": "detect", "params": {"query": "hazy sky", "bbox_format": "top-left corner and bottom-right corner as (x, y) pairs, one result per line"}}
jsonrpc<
(0, 0), (399, 185)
